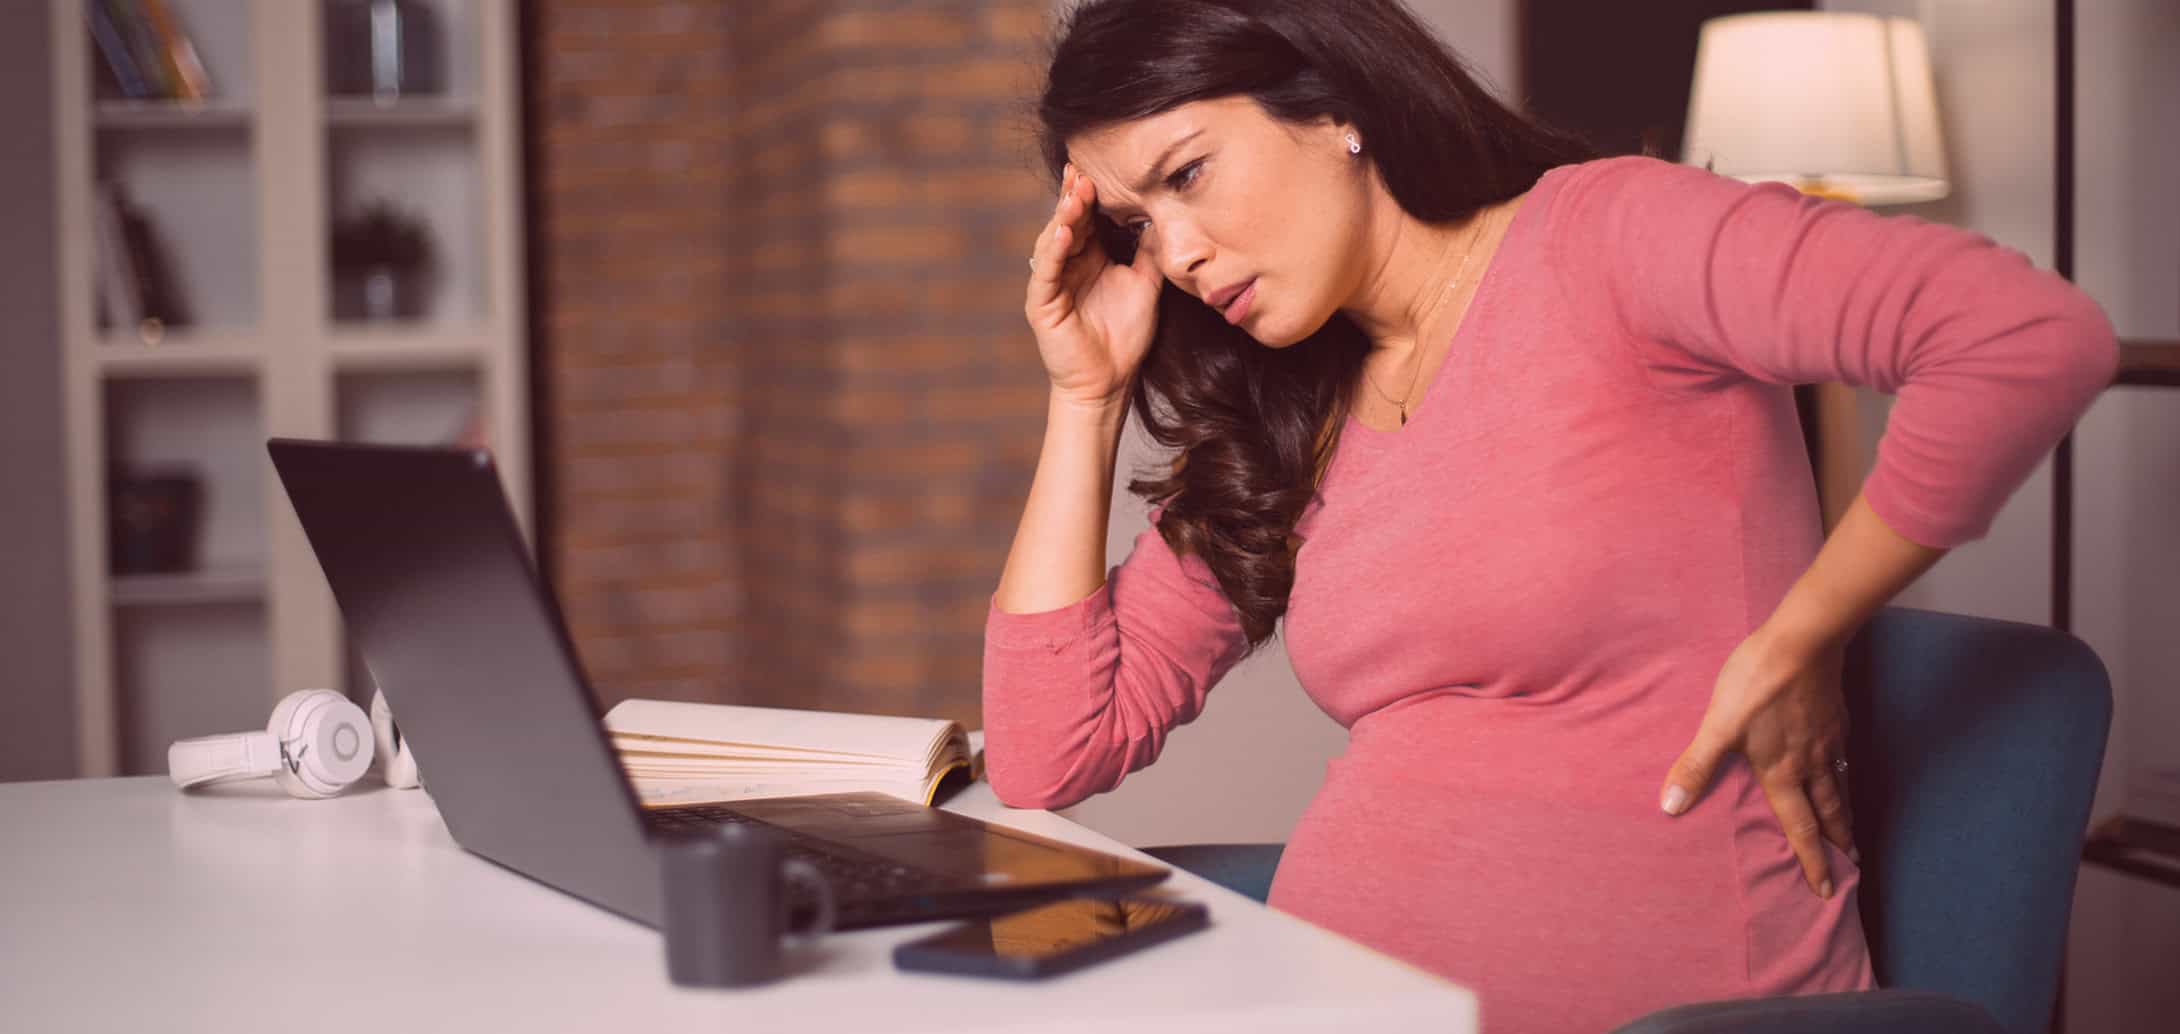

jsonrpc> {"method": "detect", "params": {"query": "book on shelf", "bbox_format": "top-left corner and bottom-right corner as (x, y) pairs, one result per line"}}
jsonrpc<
(603, 698), (986, 809)
(90, 0), (214, 102)
(92, 181), (139, 333)
(93, 181), (189, 341)
(88, 1), (153, 100)
(139, 0), (213, 100)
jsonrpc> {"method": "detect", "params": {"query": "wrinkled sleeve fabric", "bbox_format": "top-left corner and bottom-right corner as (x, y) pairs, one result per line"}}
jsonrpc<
(1549, 154), (2119, 549)
(981, 502), (1250, 810)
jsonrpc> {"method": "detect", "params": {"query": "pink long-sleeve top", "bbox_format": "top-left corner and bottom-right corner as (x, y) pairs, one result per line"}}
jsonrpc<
(981, 154), (2118, 1033)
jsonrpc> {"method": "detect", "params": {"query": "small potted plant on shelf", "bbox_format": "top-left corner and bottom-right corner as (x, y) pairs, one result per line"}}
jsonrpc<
(331, 200), (434, 321)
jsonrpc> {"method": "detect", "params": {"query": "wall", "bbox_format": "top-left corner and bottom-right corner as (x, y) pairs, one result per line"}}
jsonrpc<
(0, 0), (78, 783)
(530, 1), (745, 709)
(532, 1), (1054, 727)
(1411, 0), (1519, 103)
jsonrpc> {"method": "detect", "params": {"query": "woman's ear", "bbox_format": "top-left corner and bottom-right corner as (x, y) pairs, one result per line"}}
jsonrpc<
(1322, 115), (1360, 156)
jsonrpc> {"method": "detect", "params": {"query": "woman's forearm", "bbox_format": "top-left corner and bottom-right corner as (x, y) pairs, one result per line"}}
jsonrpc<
(992, 389), (1132, 615)
(1759, 490), (1949, 657)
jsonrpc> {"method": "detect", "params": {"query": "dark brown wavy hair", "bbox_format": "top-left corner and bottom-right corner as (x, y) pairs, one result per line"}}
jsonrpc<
(1034, 0), (1604, 655)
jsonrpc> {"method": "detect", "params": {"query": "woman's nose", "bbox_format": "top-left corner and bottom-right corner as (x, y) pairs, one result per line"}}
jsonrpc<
(1154, 225), (1211, 281)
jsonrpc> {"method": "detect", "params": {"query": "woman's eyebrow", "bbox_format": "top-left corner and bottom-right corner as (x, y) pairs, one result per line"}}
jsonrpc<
(1102, 129), (1205, 216)
(1131, 130), (1204, 194)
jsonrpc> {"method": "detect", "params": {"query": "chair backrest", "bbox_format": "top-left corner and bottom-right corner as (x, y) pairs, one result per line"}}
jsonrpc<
(1842, 606), (2112, 1034)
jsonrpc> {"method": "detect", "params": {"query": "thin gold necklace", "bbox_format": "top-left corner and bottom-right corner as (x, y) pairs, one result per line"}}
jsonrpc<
(1363, 206), (1497, 426)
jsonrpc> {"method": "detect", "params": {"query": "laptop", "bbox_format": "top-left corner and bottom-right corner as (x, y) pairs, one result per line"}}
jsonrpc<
(265, 438), (1169, 931)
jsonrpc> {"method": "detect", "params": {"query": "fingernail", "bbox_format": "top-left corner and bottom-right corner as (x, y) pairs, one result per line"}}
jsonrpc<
(1660, 786), (1689, 815)
(1820, 879), (1833, 899)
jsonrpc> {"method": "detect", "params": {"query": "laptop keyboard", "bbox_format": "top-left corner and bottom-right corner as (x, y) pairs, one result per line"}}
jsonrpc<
(644, 803), (953, 903)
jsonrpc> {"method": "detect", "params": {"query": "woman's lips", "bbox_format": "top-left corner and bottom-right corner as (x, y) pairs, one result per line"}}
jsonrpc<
(1222, 279), (1258, 324)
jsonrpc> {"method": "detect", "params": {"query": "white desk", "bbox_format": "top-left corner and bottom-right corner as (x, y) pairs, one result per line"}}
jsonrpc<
(0, 777), (1478, 1032)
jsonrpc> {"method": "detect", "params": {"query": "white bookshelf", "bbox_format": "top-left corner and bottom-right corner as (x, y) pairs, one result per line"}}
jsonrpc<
(51, 0), (532, 776)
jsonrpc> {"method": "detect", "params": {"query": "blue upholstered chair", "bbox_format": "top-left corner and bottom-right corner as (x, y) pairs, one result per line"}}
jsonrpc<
(1142, 607), (2112, 1034)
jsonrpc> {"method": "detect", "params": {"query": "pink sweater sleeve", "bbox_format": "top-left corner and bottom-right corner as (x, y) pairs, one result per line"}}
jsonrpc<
(981, 502), (1250, 810)
(1550, 155), (2120, 549)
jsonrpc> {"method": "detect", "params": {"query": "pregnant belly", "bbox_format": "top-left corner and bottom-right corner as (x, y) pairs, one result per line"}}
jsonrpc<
(1265, 713), (1775, 1034)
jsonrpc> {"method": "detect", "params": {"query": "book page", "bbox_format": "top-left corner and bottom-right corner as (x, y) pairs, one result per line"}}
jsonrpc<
(602, 698), (954, 763)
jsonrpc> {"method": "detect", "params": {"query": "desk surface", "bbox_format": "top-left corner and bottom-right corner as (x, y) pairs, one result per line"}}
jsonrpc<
(0, 777), (1477, 1033)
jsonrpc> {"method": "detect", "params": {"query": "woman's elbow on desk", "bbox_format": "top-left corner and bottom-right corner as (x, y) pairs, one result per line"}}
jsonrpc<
(983, 720), (1148, 811)
(986, 751), (1093, 811)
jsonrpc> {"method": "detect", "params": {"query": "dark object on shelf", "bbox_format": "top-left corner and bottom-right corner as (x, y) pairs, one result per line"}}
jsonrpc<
(108, 467), (202, 575)
(330, 200), (434, 321)
(2083, 815), (2180, 890)
(657, 824), (837, 988)
(325, 0), (445, 100)
(96, 182), (191, 341)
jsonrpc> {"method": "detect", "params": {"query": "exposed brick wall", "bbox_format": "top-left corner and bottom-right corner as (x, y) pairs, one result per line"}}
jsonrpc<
(530, 1), (1055, 729)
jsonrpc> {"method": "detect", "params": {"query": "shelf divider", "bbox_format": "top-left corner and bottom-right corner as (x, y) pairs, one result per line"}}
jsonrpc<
(327, 324), (492, 372)
(96, 331), (264, 376)
(325, 95), (478, 130)
(94, 99), (253, 132)
(110, 567), (267, 608)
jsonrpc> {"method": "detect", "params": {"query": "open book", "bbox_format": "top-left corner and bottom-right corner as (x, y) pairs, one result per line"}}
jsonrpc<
(603, 699), (986, 809)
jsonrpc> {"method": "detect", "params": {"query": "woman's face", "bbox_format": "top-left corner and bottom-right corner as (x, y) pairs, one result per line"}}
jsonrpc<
(1066, 96), (1376, 347)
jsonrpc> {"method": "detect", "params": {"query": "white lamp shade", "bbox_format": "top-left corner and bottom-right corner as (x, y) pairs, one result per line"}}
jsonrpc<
(1682, 12), (1948, 206)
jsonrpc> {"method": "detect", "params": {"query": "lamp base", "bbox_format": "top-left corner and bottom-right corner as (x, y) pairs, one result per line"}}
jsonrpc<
(1790, 175), (1863, 204)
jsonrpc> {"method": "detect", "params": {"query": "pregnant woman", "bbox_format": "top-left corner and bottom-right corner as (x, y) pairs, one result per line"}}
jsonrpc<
(982, 2), (2118, 1030)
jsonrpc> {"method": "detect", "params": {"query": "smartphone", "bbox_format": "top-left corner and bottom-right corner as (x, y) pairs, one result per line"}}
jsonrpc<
(891, 893), (1210, 980)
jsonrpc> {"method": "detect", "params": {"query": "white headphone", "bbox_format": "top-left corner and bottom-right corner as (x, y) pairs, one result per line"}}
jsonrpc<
(167, 688), (419, 797)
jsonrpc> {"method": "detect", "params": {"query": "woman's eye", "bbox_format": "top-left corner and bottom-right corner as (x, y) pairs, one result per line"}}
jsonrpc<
(1124, 161), (1204, 238)
(1167, 159), (1203, 191)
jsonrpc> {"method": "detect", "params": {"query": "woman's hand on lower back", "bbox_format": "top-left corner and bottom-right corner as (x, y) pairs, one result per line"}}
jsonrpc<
(1658, 626), (1859, 899)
